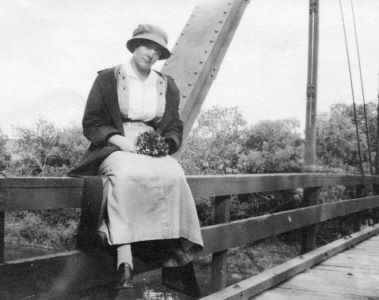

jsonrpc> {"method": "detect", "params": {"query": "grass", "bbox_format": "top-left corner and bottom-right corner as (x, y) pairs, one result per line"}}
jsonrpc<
(5, 211), (78, 251)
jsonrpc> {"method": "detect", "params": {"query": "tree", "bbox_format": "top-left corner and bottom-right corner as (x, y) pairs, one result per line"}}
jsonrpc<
(7, 119), (88, 176)
(0, 128), (11, 172)
(316, 102), (377, 173)
(238, 119), (304, 173)
(179, 106), (247, 174)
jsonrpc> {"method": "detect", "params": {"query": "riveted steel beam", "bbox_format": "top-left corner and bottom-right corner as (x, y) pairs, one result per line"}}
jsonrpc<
(161, 0), (250, 140)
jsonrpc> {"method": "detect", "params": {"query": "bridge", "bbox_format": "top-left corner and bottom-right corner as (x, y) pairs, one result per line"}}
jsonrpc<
(2, 0), (379, 299)
(1, 173), (379, 299)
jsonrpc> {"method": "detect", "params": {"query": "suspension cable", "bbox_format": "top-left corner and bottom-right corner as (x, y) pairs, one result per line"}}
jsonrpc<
(338, 0), (364, 175)
(350, 0), (373, 174)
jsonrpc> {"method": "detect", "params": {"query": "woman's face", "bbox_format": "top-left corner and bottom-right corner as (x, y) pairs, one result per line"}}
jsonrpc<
(132, 41), (162, 74)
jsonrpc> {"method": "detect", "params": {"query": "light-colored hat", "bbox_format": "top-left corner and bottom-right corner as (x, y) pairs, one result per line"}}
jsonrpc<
(126, 24), (171, 60)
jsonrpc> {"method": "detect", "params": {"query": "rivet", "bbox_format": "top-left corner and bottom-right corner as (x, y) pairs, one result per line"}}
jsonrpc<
(199, 60), (204, 64)
(224, 11), (228, 14)
(219, 20), (223, 24)
(181, 32), (184, 36)
(188, 82), (193, 86)
(160, 92), (163, 95)
(194, 71), (198, 75)
(211, 74), (215, 78)
(210, 39), (214, 43)
(228, 2), (232, 5)
(205, 49), (208, 53)
(213, 67), (217, 71)
(183, 94), (187, 98)
(164, 62), (168, 65)
(176, 42), (179, 45)
(215, 30), (219, 33)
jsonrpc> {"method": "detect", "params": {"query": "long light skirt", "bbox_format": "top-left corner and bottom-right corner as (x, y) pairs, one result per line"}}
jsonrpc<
(98, 151), (203, 257)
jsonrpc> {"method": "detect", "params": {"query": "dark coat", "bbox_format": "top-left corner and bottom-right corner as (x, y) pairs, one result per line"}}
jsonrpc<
(69, 66), (183, 176)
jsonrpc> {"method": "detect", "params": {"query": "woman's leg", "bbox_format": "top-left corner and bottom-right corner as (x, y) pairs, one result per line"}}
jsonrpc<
(115, 244), (134, 289)
(117, 244), (133, 269)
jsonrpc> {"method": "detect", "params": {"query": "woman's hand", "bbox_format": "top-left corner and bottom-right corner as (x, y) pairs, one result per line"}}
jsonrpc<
(108, 135), (135, 153)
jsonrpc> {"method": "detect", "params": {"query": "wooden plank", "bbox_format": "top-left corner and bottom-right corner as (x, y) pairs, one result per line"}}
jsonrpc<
(201, 198), (379, 255)
(279, 269), (379, 297)
(321, 253), (379, 269)
(2, 174), (379, 211)
(0, 177), (84, 211)
(0, 250), (113, 299)
(187, 174), (379, 199)
(345, 249), (379, 256)
(0, 212), (4, 263)
(200, 226), (379, 300)
(317, 264), (379, 276)
(253, 287), (367, 300)
(0, 179), (5, 263)
(0, 248), (160, 299)
(0, 177), (84, 188)
(353, 185), (366, 232)
(211, 196), (231, 292)
(5, 187), (83, 211)
(301, 187), (321, 253)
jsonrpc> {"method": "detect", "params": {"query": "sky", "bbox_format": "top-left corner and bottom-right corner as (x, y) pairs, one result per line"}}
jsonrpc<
(1, 0), (378, 137)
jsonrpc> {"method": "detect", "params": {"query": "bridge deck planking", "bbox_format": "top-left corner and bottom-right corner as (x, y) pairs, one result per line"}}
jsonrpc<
(252, 233), (379, 299)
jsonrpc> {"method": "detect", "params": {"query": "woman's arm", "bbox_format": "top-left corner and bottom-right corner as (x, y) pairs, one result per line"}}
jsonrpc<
(162, 76), (183, 154)
(107, 134), (135, 152)
(82, 75), (121, 146)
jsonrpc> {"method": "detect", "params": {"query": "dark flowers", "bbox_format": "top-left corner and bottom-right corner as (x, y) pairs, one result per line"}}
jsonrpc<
(136, 131), (169, 157)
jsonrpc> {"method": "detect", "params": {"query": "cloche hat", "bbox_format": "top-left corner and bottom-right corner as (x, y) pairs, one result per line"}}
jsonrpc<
(126, 24), (171, 60)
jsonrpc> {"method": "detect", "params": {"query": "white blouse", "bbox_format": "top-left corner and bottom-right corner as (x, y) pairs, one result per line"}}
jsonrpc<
(117, 60), (166, 122)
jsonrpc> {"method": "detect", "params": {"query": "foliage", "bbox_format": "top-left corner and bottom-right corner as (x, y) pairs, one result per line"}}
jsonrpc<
(0, 129), (11, 171)
(238, 119), (304, 174)
(179, 106), (246, 174)
(4, 102), (377, 251)
(316, 102), (377, 173)
(179, 107), (304, 175)
(6, 211), (77, 250)
(3, 119), (88, 176)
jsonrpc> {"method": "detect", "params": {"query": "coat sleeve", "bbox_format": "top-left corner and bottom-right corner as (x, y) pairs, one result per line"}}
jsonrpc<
(162, 76), (183, 154)
(82, 75), (121, 146)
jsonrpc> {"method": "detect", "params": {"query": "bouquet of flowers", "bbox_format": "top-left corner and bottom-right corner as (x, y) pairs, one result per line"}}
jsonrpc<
(136, 131), (169, 157)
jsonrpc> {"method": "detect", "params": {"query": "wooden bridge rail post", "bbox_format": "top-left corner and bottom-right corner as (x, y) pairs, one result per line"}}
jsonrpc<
(0, 179), (5, 263)
(211, 195), (231, 293)
(301, 187), (321, 254)
(0, 212), (4, 263)
(372, 184), (379, 224)
(353, 185), (365, 231)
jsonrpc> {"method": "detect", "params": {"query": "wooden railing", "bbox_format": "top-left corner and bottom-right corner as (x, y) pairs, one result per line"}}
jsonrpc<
(1, 173), (379, 299)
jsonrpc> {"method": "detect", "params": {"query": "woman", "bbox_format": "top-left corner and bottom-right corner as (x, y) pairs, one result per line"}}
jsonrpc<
(69, 24), (203, 297)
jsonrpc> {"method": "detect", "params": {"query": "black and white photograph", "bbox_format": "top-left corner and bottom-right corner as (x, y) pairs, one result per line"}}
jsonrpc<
(1, 0), (379, 299)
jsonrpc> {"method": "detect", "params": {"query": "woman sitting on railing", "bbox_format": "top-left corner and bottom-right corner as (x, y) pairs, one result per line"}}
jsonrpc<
(69, 24), (203, 298)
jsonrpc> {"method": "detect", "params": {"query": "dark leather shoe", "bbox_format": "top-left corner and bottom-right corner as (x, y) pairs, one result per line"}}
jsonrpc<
(114, 263), (134, 289)
(162, 262), (201, 298)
